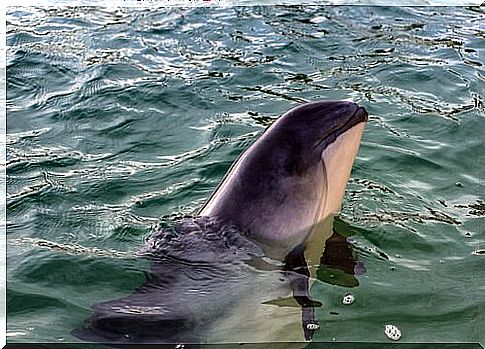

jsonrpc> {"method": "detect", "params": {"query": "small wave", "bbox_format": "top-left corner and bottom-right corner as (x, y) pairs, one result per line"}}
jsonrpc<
(10, 237), (136, 259)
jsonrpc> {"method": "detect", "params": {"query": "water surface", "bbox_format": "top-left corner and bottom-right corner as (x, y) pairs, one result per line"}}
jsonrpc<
(6, 5), (484, 345)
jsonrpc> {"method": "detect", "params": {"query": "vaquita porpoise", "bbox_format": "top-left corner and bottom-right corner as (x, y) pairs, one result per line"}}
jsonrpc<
(72, 100), (368, 347)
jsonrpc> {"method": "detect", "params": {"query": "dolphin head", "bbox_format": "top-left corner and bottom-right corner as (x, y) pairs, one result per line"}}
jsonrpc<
(199, 100), (367, 252)
(263, 100), (367, 175)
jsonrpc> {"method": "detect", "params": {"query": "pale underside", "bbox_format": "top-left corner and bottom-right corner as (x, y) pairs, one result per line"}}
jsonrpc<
(199, 123), (366, 344)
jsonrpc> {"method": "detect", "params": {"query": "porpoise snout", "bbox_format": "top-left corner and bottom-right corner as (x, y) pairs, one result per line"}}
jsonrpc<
(352, 105), (368, 123)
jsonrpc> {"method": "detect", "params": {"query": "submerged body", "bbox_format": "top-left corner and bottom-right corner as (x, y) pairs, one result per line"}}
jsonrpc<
(73, 100), (368, 345)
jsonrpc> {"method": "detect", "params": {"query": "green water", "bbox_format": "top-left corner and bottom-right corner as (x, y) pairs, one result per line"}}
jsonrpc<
(6, 5), (484, 346)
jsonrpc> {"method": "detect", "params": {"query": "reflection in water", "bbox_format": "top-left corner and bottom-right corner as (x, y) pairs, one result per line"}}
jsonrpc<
(72, 215), (360, 345)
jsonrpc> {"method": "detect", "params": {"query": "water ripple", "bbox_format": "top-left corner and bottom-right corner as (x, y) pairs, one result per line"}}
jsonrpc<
(6, 5), (482, 343)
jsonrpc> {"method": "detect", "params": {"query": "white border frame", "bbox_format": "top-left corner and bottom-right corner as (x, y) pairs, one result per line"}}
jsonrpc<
(1, 1), (483, 348)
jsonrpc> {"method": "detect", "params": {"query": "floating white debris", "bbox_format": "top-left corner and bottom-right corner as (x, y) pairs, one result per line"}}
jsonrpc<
(342, 293), (355, 305)
(306, 323), (320, 331)
(384, 324), (401, 341)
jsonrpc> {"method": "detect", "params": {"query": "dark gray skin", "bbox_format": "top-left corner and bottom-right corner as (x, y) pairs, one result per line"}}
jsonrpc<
(199, 100), (367, 258)
(72, 100), (368, 346)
